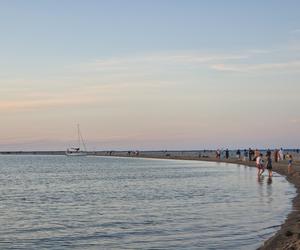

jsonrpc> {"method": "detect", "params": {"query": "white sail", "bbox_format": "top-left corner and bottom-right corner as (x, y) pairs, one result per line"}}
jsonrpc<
(65, 124), (88, 156)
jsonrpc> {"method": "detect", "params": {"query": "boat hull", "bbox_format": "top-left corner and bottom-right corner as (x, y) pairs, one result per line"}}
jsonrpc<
(65, 151), (88, 156)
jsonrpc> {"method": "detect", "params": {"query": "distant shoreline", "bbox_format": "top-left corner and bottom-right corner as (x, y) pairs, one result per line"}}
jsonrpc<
(0, 151), (66, 155)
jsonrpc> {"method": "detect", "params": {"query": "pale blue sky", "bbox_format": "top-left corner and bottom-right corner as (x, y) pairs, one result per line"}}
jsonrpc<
(0, 1), (300, 150)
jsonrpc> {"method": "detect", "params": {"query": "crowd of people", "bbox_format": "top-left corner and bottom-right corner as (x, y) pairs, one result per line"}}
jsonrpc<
(215, 148), (297, 177)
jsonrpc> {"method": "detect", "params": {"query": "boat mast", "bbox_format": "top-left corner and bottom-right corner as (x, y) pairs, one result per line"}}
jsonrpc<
(77, 124), (81, 149)
(77, 124), (87, 151)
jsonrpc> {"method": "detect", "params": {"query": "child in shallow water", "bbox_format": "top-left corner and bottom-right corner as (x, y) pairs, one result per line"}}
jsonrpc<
(256, 153), (264, 176)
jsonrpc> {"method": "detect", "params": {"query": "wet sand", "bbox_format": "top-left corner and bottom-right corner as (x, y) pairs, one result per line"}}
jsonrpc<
(96, 151), (300, 250)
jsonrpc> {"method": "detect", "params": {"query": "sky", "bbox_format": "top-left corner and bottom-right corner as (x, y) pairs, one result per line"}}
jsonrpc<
(0, 0), (300, 150)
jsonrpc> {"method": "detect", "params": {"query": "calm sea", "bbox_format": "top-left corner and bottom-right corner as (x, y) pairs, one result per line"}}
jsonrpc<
(0, 155), (296, 249)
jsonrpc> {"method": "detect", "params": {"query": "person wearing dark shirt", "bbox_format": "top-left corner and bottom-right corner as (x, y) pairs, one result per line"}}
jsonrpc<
(243, 149), (248, 161)
(225, 149), (229, 159)
(265, 154), (272, 177)
(236, 149), (241, 159)
(248, 148), (253, 161)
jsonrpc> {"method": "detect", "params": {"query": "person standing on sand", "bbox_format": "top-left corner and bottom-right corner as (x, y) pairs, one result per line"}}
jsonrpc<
(236, 149), (241, 159)
(288, 154), (293, 174)
(265, 154), (273, 177)
(243, 149), (248, 161)
(279, 148), (284, 161)
(248, 148), (252, 161)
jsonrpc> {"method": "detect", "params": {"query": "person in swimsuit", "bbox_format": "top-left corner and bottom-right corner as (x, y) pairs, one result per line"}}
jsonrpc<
(288, 154), (293, 174)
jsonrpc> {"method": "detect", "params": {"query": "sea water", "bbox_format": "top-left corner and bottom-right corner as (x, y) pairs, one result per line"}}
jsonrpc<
(0, 155), (296, 249)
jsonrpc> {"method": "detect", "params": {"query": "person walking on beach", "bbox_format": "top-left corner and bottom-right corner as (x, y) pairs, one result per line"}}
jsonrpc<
(265, 154), (273, 177)
(249, 148), (253, 161)
(236, 149), (241, 159)
(288, 154), (294, 174)
(256, 153), (264, 176)
(225, 149), (229, 159)
(243, 149), (248, 161)
(216, 149), (221, 159)
(274, 149), (279, 163)
(279, 148), (284, 161)
(266, 149), (271, 158)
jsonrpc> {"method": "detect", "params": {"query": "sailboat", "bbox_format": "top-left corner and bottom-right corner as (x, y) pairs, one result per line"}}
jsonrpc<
(65, 124), (88, 156)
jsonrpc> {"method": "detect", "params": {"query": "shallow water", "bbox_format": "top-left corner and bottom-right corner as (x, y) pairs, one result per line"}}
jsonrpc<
(0, 155), (296, 249)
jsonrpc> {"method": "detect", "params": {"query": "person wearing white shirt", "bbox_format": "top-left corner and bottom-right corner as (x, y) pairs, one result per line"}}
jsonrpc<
(279, 148), (284, 161)
(256, 153), (264, 176)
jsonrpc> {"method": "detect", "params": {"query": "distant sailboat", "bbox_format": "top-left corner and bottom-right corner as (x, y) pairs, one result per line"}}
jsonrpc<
(65, 124), (88, 156)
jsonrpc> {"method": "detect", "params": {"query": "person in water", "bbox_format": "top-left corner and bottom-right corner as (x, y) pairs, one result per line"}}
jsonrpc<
(265, 154), (273, 177)
(256, 153), (264, 176)
(254, 149), (260, 161)
(288, 154), (293, 174)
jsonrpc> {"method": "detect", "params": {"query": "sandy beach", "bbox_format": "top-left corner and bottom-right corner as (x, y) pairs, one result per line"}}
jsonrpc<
(96, 150), (300, 250)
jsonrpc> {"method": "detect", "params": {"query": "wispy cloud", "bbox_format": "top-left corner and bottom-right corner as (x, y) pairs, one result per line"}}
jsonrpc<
(211, 64), (244, 72)
(0, 97), (96, 111)
(75, 48), (300, 76)
(0, 86), (105, 112)
(211, 60), (300, 73)
(0, 79), (175, 112)
(77, 52), (248, 72)
(248, 49), (270, 54)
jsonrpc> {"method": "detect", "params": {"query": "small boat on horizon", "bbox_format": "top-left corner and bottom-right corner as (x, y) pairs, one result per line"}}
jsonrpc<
(65, 124), (88, 156)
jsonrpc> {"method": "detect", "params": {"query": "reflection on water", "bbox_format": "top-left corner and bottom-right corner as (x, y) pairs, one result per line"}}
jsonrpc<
(257, 176), (274, 204)
(0, 155), (296, 249)
(257, 175), (273, 186)
(257, 175), (265, 185)
(267, 177), (273, 185)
